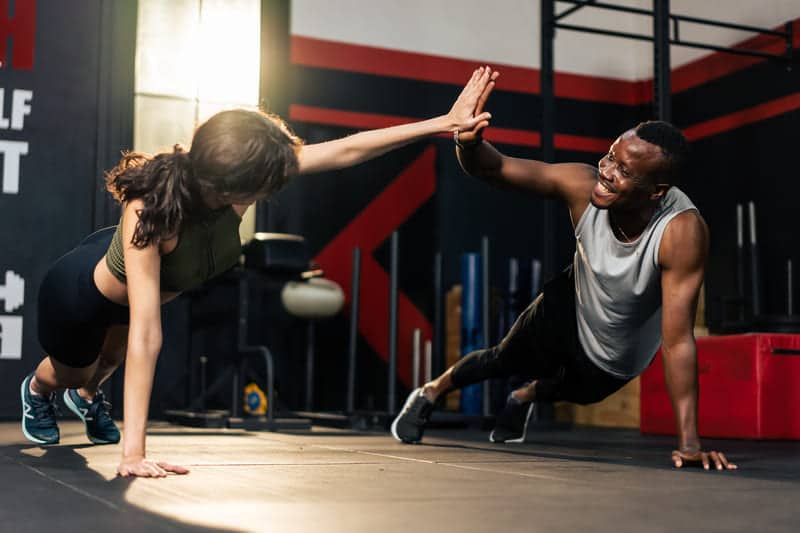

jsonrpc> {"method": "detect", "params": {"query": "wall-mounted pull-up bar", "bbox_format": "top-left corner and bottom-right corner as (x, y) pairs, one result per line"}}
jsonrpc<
(555, 0), (794, 63)
(537, 0), (795, 280)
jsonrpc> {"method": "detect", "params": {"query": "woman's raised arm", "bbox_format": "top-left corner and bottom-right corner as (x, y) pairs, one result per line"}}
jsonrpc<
(297, 66), (498, 175)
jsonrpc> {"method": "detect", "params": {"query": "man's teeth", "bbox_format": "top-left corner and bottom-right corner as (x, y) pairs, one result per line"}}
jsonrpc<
(599, 181), (611, 193)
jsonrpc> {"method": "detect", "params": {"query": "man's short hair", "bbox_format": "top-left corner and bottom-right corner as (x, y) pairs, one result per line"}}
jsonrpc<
(634, 121), (689, 184)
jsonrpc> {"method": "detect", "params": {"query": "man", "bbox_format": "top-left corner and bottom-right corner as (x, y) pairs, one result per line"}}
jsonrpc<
(390, 73), (736, 471)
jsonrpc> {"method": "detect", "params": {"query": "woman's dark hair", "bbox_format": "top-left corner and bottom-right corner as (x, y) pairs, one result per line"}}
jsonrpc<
(105, 109), (302, 247)
(634, 120), (689, 184)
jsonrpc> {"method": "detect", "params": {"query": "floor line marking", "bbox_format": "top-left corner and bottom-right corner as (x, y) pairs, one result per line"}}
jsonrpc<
(313, 444), (436, 464)
(309, 443), (669, 488)
(437, 462), (587, 484)
(310, 444), (588, 484)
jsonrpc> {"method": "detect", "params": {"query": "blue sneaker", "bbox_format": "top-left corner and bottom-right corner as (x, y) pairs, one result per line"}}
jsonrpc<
(20, 373), (60, 445)
(63, 389), (120, 444)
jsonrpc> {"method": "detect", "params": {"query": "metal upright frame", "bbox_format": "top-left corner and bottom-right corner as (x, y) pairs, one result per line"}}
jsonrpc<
(256, 0), (292, 232)
(539, 0), (795, 270)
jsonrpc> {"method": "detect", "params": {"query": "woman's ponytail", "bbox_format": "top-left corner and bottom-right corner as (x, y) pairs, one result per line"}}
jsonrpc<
(105, 144), (197, 247)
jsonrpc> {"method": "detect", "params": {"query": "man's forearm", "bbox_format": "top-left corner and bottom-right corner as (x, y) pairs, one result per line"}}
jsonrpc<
(662, 340), (701, 451)
(456, 141), (503, 179)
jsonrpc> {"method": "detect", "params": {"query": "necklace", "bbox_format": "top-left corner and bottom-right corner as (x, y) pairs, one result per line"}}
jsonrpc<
(611, 214), (633, 242)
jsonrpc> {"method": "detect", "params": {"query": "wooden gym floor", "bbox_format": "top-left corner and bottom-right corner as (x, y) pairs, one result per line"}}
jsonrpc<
(1, 420), (798, 532)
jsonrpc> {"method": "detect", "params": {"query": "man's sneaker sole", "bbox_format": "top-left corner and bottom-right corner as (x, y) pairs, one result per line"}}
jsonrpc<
(489, 402), (535, 444)
(62, 390), (117, 445)
(20, 376), (57, 445)
(390, 387), (424, 444)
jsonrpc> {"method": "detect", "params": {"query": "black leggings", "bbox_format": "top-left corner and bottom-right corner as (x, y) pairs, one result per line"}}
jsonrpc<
(37, 227), (129, 368)
(451, 266), (629, 405)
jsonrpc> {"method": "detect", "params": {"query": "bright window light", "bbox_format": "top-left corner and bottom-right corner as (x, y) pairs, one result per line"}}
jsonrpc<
(196, 0), (261, 110)
(135, 0), (261, 149)
(134, 0), (262, 241)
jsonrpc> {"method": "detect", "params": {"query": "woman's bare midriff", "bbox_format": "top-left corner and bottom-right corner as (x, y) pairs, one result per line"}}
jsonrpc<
(93, 258), (181, 306)
(94, 204), (247, 307)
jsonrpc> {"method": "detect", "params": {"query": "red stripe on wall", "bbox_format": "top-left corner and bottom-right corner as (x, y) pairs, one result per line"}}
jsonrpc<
(290, 104), (405, 131)
(556, 72), (649, 105)
(289, 104), (611, 153)
(554, 133), (613, 153)
(291, 35), (644, 105)
(478, 126), (540, 148)
(292, 35), (522, 91)
(292, 92), (800, 154)
(683, 92), (800, 141)
(673, 20), (800, 94)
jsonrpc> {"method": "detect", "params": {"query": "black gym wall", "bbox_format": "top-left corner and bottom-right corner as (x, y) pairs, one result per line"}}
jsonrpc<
(0, 0), (136, 418)
(668, 22), (800, 330)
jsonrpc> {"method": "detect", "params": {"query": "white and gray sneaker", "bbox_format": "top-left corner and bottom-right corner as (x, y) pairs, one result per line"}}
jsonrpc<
(390, 387), (436, 444)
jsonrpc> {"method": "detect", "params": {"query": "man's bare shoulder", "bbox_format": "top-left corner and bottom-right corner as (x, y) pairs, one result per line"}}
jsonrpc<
(552, 162), (596, 224)
(660, 209), (709, 270)
(666, 209), (708, 237)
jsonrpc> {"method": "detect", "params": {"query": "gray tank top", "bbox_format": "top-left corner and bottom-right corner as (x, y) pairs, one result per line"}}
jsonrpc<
(573, 186), (697, 379)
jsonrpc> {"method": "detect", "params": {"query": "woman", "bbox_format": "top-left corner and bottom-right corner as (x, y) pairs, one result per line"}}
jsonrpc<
(20, 67), (498, 477)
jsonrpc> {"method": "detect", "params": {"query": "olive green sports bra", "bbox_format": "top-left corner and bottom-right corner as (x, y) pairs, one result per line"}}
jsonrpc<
(105, 207), (242, 292)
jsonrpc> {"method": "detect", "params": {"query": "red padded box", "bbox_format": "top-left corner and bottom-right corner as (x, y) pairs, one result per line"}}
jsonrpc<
(640, 333), (800, 439)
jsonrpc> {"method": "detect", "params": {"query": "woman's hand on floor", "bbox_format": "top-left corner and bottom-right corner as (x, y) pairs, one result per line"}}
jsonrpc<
(118, 455), (190, 478)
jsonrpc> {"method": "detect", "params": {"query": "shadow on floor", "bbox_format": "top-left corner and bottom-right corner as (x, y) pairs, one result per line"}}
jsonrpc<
(420, 426), (800, 483)
(1, 444), (236, 532)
